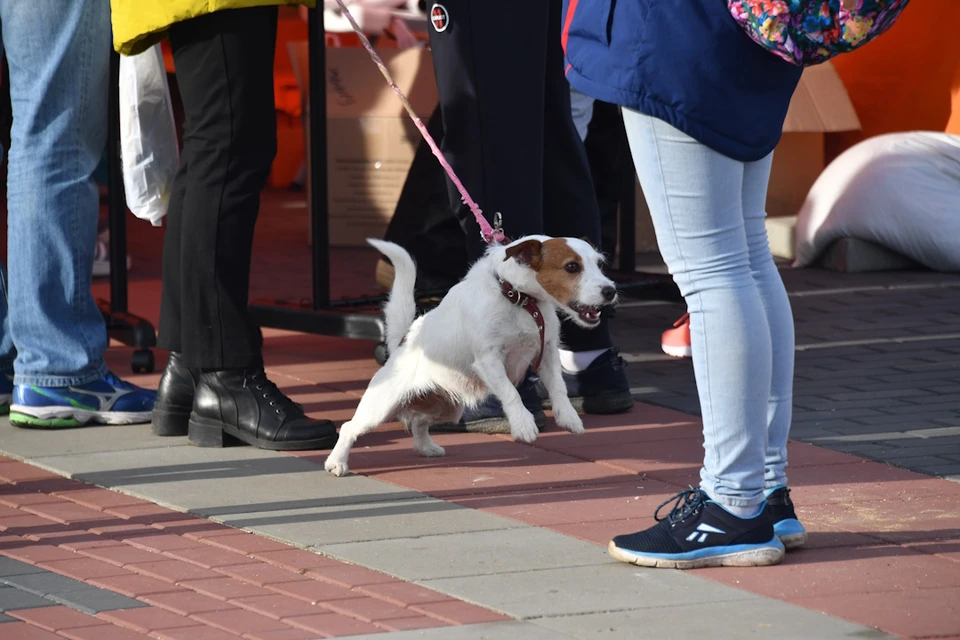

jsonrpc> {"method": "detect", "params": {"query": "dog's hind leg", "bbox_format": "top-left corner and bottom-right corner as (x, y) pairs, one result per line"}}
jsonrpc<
(324, 369), (407, 477)
(409, 415), (446, 458)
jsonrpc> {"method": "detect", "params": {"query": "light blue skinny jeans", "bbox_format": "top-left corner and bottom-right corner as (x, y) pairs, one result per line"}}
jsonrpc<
(622, 109), (795, 508)
(0, 0), (110, 386)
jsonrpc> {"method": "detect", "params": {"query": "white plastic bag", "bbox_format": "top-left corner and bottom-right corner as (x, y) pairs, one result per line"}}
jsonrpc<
(118, 44), (179, 227)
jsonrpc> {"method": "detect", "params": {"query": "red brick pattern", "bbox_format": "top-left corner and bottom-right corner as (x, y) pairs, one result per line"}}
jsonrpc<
(80, 188), (960, 640)
(287, 409), (960, 640)
(0, 457), (508, 639)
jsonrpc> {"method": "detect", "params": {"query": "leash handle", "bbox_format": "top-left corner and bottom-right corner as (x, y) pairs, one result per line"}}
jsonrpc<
(329, 0), (506, 246)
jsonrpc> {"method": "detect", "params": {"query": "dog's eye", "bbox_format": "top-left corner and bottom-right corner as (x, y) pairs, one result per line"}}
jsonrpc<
(564, 262), (581, 274)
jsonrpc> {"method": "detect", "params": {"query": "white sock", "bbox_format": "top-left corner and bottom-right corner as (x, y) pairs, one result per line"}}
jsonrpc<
(559, 348), (608, 372)
(721, 503), (763, 519)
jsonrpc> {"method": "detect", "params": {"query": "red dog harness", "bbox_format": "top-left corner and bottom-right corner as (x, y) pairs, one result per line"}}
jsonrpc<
(498, 278), (545, 373)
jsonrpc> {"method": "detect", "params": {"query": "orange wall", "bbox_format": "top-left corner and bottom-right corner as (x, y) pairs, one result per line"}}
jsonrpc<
(826, 0), (960, 161)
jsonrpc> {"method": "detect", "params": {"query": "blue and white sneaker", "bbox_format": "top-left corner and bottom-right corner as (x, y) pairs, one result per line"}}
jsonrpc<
(608, 488), (785, 569)
(9, 372), (157, 429)
(766, 486), (807, 550)
(0, 367), (12, 415)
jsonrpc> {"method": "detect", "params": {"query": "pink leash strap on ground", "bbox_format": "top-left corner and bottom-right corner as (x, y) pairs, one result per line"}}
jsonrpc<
(329, 0), (507, 246)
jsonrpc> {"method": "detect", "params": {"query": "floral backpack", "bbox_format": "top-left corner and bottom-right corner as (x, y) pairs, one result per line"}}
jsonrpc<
(727, 0), (911, 67)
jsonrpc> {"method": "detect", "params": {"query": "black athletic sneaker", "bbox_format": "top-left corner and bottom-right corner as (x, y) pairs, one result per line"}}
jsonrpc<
(540, 348), (634, 414)
(608, 488), (785, 569)
(432, 374), (546, 434)
(766, 486), (807, 550)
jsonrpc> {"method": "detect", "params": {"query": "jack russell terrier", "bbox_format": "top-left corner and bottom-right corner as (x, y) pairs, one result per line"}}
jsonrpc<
(324, 235), (617, 477)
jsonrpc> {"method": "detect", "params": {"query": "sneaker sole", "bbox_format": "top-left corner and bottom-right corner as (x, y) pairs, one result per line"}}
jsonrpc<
(661, 343), (692, 358)
(188, 414), (339, 451)
(432, 410), (547, 435)
(778, 531), (808, 550)
(607, 538), (785, 569)
(9, 406), (153, 429)
(774, 519), (808, 550)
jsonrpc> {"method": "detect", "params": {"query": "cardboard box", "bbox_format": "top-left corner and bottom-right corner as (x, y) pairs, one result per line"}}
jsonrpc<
(634, 61), (861, 255)
(767, 61), (861, 218)
(288, 43), (438, 246)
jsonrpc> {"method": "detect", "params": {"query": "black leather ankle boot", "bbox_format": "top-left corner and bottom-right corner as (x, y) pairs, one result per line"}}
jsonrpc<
(187, 370), (338, 451)
(152, 352), (199, 437)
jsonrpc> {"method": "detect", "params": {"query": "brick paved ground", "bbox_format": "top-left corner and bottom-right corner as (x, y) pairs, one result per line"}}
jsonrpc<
(612, 267), (960, 481)
(0, 190), (945, 639)
(0, 459), (504, 639)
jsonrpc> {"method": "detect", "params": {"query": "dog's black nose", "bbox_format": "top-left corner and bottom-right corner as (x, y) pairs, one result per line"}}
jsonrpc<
(601, 286), (617, 302)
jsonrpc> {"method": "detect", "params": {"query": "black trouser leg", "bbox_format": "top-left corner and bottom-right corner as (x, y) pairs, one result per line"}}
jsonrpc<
(384, 104), (468, 285)
(162, 7), (278, 369)
(157, 154), (189, 354)
(540, 0), (612, 352)
(428, 0), (548, 261)
(428, 0), (612, 352)
(584, 100), (627, 259)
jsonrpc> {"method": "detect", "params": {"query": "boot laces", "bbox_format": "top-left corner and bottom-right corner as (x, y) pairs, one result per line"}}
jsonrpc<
(243, 371), (301, 417)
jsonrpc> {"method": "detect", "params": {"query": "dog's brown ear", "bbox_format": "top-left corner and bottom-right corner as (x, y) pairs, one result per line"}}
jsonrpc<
(580, 236), (597, 250)
(504, 239), (543, 269)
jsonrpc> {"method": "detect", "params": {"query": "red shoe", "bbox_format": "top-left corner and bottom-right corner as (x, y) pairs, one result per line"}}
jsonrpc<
(661, 313), (691, 358)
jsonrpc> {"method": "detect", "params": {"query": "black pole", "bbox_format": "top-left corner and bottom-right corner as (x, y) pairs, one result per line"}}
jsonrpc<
(308, 8), (330, 309)
(106, 49), (129, 313)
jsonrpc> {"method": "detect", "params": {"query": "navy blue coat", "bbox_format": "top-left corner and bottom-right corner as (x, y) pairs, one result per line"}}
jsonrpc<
(562, 0), (804, 162)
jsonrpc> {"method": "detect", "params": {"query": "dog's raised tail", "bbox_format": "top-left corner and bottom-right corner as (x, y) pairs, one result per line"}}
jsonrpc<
(367, 239), (417, 354)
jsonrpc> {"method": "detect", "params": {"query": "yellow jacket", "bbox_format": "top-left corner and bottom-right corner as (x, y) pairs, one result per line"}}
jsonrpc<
(111, 0), (315, 56)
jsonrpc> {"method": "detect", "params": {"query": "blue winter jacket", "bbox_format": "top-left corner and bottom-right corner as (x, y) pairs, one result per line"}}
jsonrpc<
(562, 0), (804, 162)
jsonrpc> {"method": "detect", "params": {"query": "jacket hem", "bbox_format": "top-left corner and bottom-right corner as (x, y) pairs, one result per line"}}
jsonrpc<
(565, 65), (780, 163)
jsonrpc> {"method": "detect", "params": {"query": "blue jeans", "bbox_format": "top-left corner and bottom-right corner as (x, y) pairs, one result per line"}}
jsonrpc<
(0, 0), (110, 386)
(622, 110), (794, 508)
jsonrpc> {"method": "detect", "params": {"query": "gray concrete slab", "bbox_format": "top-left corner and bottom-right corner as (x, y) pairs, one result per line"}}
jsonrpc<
(33, 445), (422, 513)
(0, 422), (177, 458)
(421, 563), (755, 619)
(0, 557), (44, 577)
(1, 558), (145, 613)
(216, 498), (523, 546)
(320, 528), (607, 581)
(3, 571), (88, 596)
(0, 586), (55, 612)
(0, 613), (15, 623)
(533, 598), (894, 640)
(340, 621), (575, 640)
(46, 587), (147, 614)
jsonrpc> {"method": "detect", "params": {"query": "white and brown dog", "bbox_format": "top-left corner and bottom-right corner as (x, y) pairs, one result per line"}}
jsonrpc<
(324, 235), (617, 477)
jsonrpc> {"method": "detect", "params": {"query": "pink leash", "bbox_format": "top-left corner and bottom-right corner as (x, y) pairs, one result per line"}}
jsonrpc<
(329, 0), (507, 246)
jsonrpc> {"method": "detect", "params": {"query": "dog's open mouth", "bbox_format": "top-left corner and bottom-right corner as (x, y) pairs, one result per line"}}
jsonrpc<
(570, 302), (602, 325)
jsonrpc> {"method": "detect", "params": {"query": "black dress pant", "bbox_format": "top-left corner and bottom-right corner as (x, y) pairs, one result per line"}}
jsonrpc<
(384, 105), (469, 287)
(427, 0), (611, 351)
(160, 7), (278, 369)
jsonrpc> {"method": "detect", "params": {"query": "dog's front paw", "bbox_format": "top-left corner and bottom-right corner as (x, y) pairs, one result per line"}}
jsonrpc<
(324, 455), (350, 477)
(553, 400), (584, 434)
(510, 411), (539, 443)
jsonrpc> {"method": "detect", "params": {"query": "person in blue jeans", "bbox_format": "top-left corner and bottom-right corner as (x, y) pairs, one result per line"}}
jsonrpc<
(0, 0), (155, 427)
(563, 0), (808, 568)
